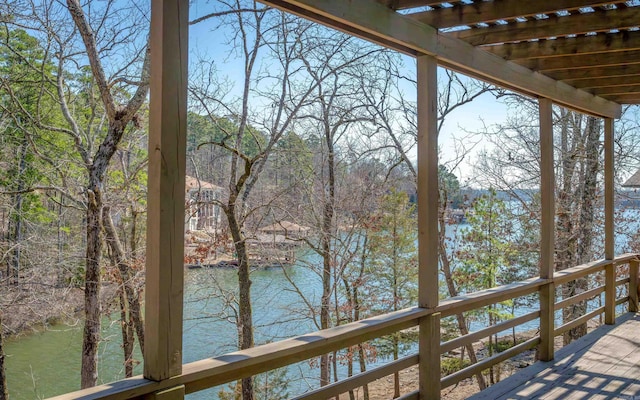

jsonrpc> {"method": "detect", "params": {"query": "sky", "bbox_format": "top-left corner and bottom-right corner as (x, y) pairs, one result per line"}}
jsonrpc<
(186, 3), (517, 186)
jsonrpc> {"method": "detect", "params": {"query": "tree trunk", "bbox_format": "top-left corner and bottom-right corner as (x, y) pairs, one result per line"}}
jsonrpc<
(556, 111), (580, 346)
(228, 208), (254, 400)
(102, 207), (145, 352)
(10, 137), (28, 285)
(356, 241), (369, 400)
(320, 141), (335, 387)
(118, 287), (135, 377)
(567, 116), (601, 341)
(81, 182), (103, 388)
(0, 313), (7, 400)
(358, 344), (369, 400)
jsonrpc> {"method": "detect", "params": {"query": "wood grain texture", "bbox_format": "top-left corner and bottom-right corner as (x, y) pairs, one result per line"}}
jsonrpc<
(450, 7), (640, 46)
(409, 0), (614, 29)
(145, 0), (188, 381)
(484, 30), (640, 61)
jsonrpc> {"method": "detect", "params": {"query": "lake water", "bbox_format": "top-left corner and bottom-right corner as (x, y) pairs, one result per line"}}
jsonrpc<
(4, 257), (325, 399)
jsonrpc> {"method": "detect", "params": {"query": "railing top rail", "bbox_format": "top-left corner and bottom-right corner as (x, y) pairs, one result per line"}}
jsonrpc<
(436, 277), (547, 317)
(49, 307), (430, 400)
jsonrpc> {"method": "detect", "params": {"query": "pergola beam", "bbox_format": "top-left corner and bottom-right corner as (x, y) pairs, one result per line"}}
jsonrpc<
(409, 0), (616, 29)
(261, 0), (621, 118)
(484, 30), (640, 60)
(451, 7), (640, 46)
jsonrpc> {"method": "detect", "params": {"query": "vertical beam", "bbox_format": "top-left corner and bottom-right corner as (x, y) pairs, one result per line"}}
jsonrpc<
(417, 55), (440, 399)
(604, 118), (615, 261)
(538, 97), (555, 361)
(145, 0), (188, 382)
(604, 118), (615, 325)
(630, 259), (639, 313)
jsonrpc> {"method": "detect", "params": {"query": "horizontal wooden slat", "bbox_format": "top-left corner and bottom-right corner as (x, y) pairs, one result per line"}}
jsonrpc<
(554, 259), (609, 285)
(440, 311), (540, 354)
(554, 286), (605, 311)
(601, 94), (640, 104)
(550, 64), (640, 81)
(616, 296), (630, 306)
(484, 30), (640, 61)
(441, 337), (541, 389)
(555, 306), (605, 336)
(593, 85), (640, 96)
(517, 51), (640, 72)
(407, 0), (614, 29)
(568, 75), (640, 89)
(437, 278), (546, 317)
(616, 277), (631, 287)
(293, 354), (418, 400)
(451, 7), (640, 46)
(612, 253), (639, 266)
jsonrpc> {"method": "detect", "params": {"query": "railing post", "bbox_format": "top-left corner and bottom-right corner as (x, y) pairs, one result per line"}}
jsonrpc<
(604, 118), (615, 325)
(538, 98), (555, 361)
(417, 54), (440, 399)
(605, 261), (616, 324)
(420, 312), (441, 399)
(630, 259), (639, 313)
(146, 385), (185, 400)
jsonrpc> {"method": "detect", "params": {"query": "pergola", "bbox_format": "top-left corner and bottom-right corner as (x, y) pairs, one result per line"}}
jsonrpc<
(52, 1), (640, 399)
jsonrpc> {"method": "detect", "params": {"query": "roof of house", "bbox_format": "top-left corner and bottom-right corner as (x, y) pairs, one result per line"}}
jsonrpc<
(185, 175), (222, 192)
(259, 221), (311, 232)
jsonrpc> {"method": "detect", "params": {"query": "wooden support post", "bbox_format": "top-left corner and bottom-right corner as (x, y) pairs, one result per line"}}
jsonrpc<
(605, 261), (616, 324)
(145, 0), (188, 383)
(145, 385), (185, 400)
(420, 313), (440, 399)
(630, 259), (639, 313)
(538, 97), (555, 361)
(604, 118), (615, 325)
(417, 55), (440, 399)
(604, 118), (615, 261)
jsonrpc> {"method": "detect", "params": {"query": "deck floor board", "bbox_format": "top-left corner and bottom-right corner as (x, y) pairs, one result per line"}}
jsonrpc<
(468, 312), (640, 400)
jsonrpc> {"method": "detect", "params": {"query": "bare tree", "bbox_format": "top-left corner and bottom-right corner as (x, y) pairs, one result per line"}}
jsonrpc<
(0, 0), (150, 387)
(189, 4), (323, 398)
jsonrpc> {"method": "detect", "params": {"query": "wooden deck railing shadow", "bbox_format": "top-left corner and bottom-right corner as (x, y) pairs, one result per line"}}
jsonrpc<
(49, 253), (639, 400)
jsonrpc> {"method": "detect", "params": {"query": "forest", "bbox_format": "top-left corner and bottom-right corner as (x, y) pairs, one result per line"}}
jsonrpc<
(1, 1), (640, 399)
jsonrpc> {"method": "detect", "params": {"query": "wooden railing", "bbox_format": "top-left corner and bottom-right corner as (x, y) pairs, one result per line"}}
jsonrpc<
(49, 254), (639, 400)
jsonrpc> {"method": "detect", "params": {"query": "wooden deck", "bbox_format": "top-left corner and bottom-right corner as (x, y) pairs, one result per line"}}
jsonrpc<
(469, 312), (640, 400)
